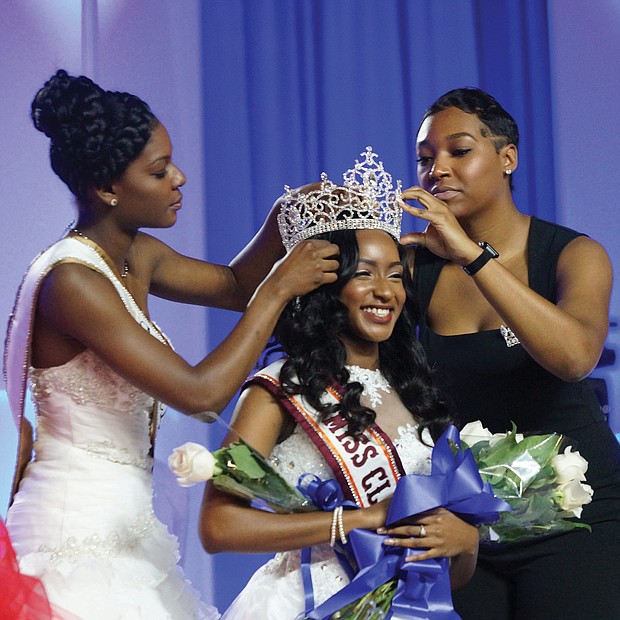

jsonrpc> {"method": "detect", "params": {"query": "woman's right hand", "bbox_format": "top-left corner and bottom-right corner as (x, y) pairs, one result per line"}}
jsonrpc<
(398, 186), (481, 266)
(260, 239), (340, 302)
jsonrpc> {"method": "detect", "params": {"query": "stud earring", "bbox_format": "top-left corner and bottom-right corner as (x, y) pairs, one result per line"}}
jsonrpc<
(110, 198), (118, 206)
(505, 169), (512, 175)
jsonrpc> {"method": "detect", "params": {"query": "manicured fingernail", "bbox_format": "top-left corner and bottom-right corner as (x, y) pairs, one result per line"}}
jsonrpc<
(384, 538), (396, 545)
(377, 527), (387, 534)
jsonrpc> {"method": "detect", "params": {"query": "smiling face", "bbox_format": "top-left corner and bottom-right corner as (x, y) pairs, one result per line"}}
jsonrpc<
(416, 107), (516, 220)
(109, 122), (186, 230)
(338, 229), (406, 367)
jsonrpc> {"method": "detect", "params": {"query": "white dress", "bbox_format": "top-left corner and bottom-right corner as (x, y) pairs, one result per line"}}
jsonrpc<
(6, 350), (218, 619)
(222, 365), (433, 620)
(5, 238), (219, 620)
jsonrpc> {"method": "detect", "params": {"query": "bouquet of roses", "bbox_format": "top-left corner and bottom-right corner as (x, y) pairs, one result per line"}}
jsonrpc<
(310, 422), (595, 619)
(459, 420), (594, 543)
(168, 439), (314, 513)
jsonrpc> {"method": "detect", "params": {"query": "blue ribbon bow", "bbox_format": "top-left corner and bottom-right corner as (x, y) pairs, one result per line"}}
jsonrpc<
(298, 473), (358, 512)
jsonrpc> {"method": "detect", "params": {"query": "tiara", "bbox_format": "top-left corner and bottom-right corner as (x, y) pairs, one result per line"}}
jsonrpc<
(278, 147), (402, 252)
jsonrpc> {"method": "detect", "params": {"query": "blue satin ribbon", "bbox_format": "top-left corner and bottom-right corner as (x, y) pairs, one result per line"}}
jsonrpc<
(350, 530), (454, 619)
(306, 529), (457, 619)
(386, 425), (511, 528)
(305, 425), (513, 619)
(300, 546), (314, 614)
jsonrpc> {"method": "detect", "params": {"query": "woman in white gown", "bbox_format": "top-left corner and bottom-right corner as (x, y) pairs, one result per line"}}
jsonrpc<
(200, 154), (480, 619)
(4, 70), (339, 619)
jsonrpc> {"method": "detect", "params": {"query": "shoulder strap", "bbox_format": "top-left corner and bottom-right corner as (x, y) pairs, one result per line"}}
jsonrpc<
(4, 237), (167, 428)
(527, 217), (584, 301)
(5, 239), (92, 429)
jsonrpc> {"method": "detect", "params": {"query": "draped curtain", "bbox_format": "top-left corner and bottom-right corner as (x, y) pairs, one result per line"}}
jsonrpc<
(199, 0), (554, 610)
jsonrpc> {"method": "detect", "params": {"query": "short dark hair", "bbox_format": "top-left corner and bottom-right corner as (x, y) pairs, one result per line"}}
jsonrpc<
(423, 87), (519, 152)
(31, 69), (157, 202)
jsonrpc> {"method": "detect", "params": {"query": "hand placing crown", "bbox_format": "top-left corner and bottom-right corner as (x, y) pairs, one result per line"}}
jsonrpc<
(278, 147), (403, 252)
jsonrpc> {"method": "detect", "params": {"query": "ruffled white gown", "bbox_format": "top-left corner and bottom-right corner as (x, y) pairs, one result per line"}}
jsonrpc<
(222, 382), (433, 620)
(6, 349), (219, 620)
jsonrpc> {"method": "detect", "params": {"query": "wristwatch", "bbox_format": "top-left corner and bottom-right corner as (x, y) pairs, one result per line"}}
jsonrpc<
(462, 241), (499, 276)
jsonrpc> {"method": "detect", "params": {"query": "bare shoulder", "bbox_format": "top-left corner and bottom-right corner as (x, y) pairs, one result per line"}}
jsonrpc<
(137, 231), (241, 307)
(132, 231), (171, 250)
(233, 383), (284, 424)
(230, 383), (288, 457)
(38, 261), (132, 327)
(34, 261), (133, 366)
(40, 259), (120, 301)
(129, 231), (173, 267)
(555, 235), (612, 321)
(557, 235), (612, 277)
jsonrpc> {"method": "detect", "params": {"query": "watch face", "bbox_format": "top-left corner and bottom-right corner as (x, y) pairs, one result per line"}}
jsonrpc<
(479, 241), (499, 258)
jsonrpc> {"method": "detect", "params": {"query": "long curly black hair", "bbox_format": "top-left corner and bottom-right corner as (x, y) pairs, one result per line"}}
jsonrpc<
(31, 69), (157, 202)
(267, 229), (453, 442)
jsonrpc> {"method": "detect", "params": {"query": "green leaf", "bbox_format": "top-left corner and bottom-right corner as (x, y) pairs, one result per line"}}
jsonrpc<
(228, 443), (267, 479)
(211, 441), (314, 513)
(326, 578), (397, 619)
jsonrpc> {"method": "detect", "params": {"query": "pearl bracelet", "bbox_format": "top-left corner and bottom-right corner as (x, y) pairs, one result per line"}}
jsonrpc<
(330, 506), (348, 547)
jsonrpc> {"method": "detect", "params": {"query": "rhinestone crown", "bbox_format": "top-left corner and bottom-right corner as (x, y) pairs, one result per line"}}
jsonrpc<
(278, 147), (402, 252)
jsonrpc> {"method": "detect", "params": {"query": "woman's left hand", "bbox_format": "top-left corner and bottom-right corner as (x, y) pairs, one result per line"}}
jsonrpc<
(378, 507), (478, 562)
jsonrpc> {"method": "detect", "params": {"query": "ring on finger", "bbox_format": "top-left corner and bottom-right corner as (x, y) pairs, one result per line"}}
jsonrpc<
(419, 524), (427, 538)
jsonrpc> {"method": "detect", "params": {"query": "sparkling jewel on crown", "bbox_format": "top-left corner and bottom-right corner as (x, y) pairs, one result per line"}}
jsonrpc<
(278, 147), (403, 251)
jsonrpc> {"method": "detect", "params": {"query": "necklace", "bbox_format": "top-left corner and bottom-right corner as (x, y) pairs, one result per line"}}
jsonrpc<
(70, 229), (129, 278)
(346, 365), (392, 408)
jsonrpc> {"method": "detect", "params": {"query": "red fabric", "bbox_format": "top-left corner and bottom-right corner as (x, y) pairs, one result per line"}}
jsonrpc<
(0, 519), (58, 620)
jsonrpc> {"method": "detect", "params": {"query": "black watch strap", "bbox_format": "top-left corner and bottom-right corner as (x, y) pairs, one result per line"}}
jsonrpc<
(462, 241), (499, 276)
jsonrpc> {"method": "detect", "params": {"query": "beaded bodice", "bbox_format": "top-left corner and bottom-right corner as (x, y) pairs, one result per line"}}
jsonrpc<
(29, 349), (155, 470)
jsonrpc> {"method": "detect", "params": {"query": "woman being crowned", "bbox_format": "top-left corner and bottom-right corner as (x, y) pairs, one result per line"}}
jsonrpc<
(199, 148), (479, 619)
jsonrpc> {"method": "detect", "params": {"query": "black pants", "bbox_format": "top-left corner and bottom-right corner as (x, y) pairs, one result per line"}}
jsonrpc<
(452, 521), (620, 620)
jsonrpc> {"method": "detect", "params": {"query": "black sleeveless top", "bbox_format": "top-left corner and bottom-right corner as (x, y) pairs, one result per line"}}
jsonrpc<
(414, 216), (620, 523)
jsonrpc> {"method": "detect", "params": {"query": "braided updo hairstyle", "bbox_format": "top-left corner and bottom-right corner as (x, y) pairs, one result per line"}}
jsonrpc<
(31, 69), (157, 202)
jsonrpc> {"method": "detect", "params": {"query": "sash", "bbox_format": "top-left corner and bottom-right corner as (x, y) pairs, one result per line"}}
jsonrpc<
(248, 359), (406, 508)
(4, 236), (168, 504)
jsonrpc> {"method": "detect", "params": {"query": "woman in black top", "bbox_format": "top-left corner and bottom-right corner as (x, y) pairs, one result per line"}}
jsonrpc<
(400, 87), (620, 620)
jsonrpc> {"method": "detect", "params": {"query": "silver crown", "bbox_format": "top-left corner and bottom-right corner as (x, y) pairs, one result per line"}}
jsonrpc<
(278, 147), (402, 252)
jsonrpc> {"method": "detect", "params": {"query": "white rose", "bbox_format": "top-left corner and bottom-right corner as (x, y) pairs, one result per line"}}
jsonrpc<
(460, 420), (507, 447)
(558, 479), (594, 518)
(460, 421), (493, 444)
(552, 446), (588, 484)
(168, 442), (216, 487)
